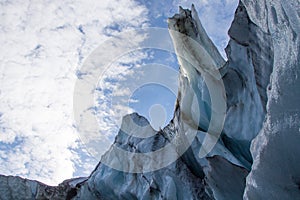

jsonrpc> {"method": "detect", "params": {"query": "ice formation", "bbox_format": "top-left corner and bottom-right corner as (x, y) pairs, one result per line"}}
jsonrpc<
(0, 0), (299, 199)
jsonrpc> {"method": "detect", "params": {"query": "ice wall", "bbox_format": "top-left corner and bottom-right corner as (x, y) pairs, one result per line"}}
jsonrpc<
(242, 0), (300, 199)
(0, 0), (299, 199)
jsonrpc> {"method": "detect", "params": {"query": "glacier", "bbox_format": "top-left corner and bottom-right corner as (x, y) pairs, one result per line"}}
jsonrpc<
(0, 0), (299, 199)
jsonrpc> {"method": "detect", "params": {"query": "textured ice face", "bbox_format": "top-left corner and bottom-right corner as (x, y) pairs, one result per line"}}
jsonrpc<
(242, 0), (300, 199)
(168, 6), (196, 37)
(168, 5), (225, 81)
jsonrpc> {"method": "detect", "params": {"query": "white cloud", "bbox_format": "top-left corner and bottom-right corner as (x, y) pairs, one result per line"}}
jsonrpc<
(94, 52), (148, 139)
(0, 0), (148, 185)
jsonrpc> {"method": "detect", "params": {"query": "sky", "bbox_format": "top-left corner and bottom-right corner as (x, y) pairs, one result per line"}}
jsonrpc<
(0, 0), (238, 185)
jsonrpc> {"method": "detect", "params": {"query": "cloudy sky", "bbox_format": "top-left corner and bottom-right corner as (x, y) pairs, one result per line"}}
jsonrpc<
(0, 0), (238, 185)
